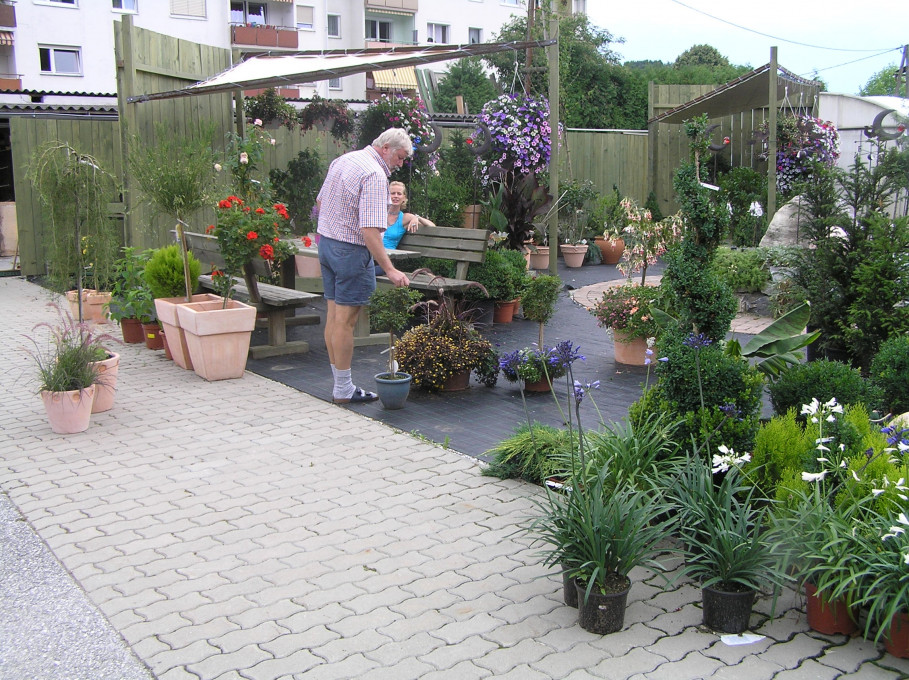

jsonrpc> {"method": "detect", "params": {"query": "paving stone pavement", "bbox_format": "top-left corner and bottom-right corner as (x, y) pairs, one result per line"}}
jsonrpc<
(2, 276), (908, 680)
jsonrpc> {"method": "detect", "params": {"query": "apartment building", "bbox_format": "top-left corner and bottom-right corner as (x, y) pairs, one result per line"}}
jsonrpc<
(0, 0), (536, 100)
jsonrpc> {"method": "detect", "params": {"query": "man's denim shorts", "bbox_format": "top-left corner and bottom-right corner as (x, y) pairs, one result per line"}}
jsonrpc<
(318, 236), (376, 307)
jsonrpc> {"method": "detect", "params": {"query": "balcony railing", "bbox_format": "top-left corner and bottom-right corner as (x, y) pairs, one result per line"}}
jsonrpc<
(0, 76), (21, 91)
(231, 24), (298, 49)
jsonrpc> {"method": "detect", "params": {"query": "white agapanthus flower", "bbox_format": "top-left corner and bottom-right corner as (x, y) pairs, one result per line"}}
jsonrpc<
(802, 471), (827, 483)
(711, 445), (752, 474)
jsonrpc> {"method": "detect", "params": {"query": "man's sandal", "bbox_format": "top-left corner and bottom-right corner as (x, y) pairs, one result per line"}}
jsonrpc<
(332, 386), (379, 404)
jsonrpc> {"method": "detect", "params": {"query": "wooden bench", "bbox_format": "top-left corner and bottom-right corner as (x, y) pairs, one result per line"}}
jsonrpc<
(180, 231), (322, 359)
(377, 225), (490, 293)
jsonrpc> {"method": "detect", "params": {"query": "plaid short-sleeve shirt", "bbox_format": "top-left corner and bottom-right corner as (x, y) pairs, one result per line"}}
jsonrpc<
(316, 145), (390, 246)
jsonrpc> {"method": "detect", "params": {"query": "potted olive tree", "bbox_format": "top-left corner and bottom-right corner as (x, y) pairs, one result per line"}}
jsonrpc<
(369, 286), (422, 409)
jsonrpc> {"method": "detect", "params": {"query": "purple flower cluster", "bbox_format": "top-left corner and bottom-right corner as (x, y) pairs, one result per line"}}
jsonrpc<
(683, 332), (712, 350)
(476, 94), (552, 186)
(499, 340), (584, 384)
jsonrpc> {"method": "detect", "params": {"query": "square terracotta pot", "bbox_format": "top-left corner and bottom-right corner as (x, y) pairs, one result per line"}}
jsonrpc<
(154, 294), (222, 370)
(175, 299), (256, 381)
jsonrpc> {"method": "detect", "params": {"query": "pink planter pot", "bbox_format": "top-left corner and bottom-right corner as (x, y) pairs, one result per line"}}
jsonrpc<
(41, 386), (95, 434)
(294, 253), (322, 277)
(89, 351), (119, 413)
(155, 294), (223, 370)
(613, 330), (651, 366)
(560, 244), (588, 268)
(176, 298), (257, 381)
(528, 246), (550, 270)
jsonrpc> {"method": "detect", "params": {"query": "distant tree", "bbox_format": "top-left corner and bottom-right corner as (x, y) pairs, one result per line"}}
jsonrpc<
(675, 44), (729, 68)
(434, 57), (499, 115)
(860, 63), (900, 96)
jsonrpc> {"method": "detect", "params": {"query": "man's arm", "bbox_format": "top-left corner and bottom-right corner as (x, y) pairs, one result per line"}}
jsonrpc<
(363, 227), (409, 287)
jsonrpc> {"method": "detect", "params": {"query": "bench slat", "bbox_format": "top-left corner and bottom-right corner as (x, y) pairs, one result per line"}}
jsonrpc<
(198, 275), (319, 308)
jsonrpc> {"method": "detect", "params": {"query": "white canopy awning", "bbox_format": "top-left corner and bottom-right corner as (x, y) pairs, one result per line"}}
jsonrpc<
(127, 40), (555, 103)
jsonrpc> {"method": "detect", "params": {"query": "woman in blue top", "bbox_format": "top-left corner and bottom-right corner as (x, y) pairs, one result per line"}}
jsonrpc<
(377, 181), (435, 273)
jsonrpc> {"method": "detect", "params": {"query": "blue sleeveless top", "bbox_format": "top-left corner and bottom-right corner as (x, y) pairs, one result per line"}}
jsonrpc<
(383, 212), (406, 249)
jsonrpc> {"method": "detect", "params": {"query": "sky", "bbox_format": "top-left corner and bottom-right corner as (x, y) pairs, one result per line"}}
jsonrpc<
(585, 0), (907, 96)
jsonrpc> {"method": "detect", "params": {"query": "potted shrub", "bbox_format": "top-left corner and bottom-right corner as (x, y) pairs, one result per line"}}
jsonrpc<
(591, 283), (662, 366)
(27, 141), (120, 323)
(369, 286), (422, 409)
(106, 247), (154, 344)
(297, 94), (353, 141)
(395, 291), (493, 392)
(529, 468), (674, 634)
(520, 274), (562, 347)
(464, 250), (518, 323)
(666, 453), (784, 634)
(25, 305), (118, 433)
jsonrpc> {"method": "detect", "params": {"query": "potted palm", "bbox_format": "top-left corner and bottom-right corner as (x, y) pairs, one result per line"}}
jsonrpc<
(666, 453), (784, 634)
(529, 468), (674, 634)
(369, 286), (422, 409)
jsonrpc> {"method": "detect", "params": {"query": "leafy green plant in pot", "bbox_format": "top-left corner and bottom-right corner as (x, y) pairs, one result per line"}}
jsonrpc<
(666, 452), (784, 634)
(521, 274), (562, 347)
(144, 245), (205, 368)
(369, 286), (422, 409)
(528, 469), (675, 634)
(25, 304), (118, 433)
(106, 247), (155, 343)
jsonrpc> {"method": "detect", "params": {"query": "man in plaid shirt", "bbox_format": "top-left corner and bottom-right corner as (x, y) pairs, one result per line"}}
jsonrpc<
(316, 128), (412, 404)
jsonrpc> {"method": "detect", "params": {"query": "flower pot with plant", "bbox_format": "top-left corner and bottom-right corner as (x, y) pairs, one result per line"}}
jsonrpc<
(666, 453), (784, 634)
(106, 247), (155, 344)
(591, 283), (662, 366)
(589, 185), (626, 265)
(499, 341), (583, 393)
(25, 305), (118, 433)
(395, 288), (493, 392)
(369, 286), (422, 409)
(244, 87), (298, 130)
(529, 467), (674, 635)
(298, 94), (353, 141)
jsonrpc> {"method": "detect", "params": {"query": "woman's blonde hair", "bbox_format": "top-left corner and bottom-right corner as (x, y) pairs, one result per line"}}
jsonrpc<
(389, 181), (408, 209)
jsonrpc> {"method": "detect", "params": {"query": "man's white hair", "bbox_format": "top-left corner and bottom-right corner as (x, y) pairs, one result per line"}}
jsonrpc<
(372, 128), (414, 156)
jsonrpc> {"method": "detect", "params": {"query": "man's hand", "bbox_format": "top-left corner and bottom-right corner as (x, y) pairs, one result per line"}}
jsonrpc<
(386, 268), (410, 288)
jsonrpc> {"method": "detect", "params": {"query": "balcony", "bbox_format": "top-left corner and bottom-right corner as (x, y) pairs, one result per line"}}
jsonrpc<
(366, 0), (418, 11)
(0, 76), (21, 91)
(0, 4), (15, 28)
(231, 24), (298, 49)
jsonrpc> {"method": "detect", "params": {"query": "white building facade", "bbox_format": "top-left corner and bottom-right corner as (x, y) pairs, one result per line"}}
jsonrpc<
(1, 0), (531, 99)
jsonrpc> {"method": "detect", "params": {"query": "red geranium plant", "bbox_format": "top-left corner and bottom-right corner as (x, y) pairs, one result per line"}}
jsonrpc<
(210, 195), (296, 302)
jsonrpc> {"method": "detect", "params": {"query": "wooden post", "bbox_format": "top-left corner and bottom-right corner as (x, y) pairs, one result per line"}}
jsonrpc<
(455, 95), (465, 114)
(767, 46), (778, 223)
(547, 5), (559, 274)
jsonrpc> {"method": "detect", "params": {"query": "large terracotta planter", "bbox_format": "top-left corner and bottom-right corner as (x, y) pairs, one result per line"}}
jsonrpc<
(613, 330), (650, 366)
(89, 351), (119, 414)
(294, 253), (322, 277)
(155, 294), (222, 370)
(176, 298), (257, 381)
(528, 246), (550, 270)
(805, 583), (857, 635)
(41, 386), (95, 434)
(84, 291), (112, 324)
(596, 237), (625, 265)
(560, 243), (588, 268)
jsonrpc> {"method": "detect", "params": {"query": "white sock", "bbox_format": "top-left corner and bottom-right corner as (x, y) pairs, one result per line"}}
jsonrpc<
(330, 364), (338, 380)
(334, 368), (354, 399)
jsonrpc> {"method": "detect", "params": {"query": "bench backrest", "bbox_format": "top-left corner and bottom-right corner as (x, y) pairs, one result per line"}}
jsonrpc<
(398, 226), (489, 280)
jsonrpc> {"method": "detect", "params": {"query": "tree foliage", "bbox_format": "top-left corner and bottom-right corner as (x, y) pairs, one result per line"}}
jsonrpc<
(860, 63), (901, 96)
(434, 57), (499, 115)
(674, 44), (729, 68)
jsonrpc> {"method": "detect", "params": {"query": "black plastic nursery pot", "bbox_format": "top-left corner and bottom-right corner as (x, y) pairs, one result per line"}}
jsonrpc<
(575, 577), (631, 635)
(702, 585), (755, 634)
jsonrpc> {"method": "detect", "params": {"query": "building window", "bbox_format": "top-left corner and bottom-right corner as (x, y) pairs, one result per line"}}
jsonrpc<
(296, 5), (314, 30)
(573, 0), (586, 13)
(501, 0), (521, 5)
(426, 23), (449, 44)
(327, 14), (340, 38)
(112, 0), (138, 11)
(468, 27), (481, 44)
(366, 19), (391, 43)
(170, 0), (206, 18)
(43, 0), (77, 5)
(39, 46), (82, 75)
(230, 1), (266, 25)
(328, 77), (341, 90)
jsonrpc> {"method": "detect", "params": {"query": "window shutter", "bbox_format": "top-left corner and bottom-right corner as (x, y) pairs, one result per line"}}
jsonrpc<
(296, 5), (313, 25)
(170, 0), (206, 18)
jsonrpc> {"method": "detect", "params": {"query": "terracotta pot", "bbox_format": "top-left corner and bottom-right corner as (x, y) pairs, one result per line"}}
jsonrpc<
(885, 611), (909, 659)
(528, 246), (550, 270)
(176, 298), (257, 381)
(41, 386), (95, 434)
(89, 351), (119, 414)
(119, 317), (145, 343)
(493, 299), (517, 324)
(702, 585), (755, 634)
(596, 237), (625, 265)
(576, 576), (631, 635)
(84, 291), (112, 324)
(155, 294), (222, 370)
(294, 253), (322, 277)
(66, 289), (92, 321)
(441, 370), (471, 392)
(805, 583), (857, 635)
(524, 376), (552, 393)
(161, 327), (173, 360)
(142, 322), (164, 350)
(560, 243), (588, 268)
(612, 330), (652, 366)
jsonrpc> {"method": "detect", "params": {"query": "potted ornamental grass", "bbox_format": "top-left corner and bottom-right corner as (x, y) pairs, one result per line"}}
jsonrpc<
(529, 468), (675, 635)
(369, 286), (422, 409)
(666, 452), (784, 634)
